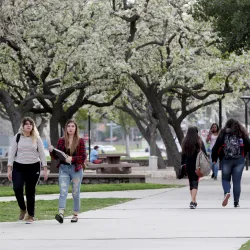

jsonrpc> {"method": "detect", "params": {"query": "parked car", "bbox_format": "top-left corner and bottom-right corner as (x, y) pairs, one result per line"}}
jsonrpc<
(145, 139), (182, 153)
(101, 145), (116, 153)
(87, 145), (116, 153)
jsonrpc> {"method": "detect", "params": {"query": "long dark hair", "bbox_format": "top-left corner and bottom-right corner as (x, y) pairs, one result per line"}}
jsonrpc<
(182, 126), (202, 156)
(221, 118), (248, 138)
(210, 123), (220, 133)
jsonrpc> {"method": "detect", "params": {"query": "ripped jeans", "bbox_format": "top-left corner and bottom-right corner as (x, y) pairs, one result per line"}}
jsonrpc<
(58, 164), (84, 212)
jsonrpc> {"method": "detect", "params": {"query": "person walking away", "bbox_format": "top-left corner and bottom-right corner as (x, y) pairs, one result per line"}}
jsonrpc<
(181, 127), (207, 209)
(7, 117), (48, 223)
(90, 146), (103, 164)
(212, 118), (250, 208)
(206, 123), (220, 180)
(49, 119), (86, 223)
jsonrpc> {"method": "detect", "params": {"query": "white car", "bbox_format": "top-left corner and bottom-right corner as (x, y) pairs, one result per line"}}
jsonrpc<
(90, 145), (116, 153)
(101, 145), (116, 153)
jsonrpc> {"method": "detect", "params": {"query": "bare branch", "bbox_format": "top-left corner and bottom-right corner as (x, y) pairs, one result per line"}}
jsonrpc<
(83, 92), (121, 107)
(178, 97), (225, 122)
(136, 40), (164, 51)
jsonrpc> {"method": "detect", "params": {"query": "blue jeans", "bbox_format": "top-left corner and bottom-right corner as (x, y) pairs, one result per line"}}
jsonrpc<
(210, 154), (219, 177)
(58, 164), (84, 212)
(221, 157), (244, 202)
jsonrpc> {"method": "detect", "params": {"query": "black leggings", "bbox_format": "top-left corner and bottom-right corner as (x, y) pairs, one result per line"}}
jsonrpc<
(12, 161), (40, 217)
(186, 164), (199, 190)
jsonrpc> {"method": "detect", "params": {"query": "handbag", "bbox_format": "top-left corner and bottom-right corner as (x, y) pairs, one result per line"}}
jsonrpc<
(195, 150), (211, 177)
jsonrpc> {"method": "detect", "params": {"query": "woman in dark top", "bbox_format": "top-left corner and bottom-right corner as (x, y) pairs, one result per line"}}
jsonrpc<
(181, 127), (207, 209)
(49, 119), (86, 223)
(212, 118), (250, 208)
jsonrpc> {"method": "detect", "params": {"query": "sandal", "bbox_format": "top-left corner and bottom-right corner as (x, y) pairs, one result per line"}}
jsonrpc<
(71, 215), (78, 223)
(55, 213), (64, 224)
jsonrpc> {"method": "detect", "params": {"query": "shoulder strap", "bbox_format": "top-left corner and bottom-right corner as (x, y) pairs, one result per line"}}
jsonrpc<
(16, 133), (21, 144)
(15, 133), (21, 157)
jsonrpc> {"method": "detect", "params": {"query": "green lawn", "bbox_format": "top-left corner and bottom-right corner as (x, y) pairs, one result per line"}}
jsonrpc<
(0, 198), (132, 222)
(239, 241), (250, 250)
(114, 144), (126, 152)
(0, 183), (182, 197)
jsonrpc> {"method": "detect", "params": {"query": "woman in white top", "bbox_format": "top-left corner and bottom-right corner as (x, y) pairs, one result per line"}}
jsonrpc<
(7, 117), (48, 223)
(206, 123), (220, 180)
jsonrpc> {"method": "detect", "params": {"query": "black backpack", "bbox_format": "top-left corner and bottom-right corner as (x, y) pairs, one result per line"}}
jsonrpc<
(223, 134), (242, 159)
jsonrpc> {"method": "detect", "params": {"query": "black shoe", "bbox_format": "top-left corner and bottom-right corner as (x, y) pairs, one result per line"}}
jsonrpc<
(55, 213), (64, 224)
(211, 173), (214, 178)
(190, 202), (196, 209)
(71, 215), (78, 223)
(234, 201), (240, 208)
(214, 177), (217, 180)
(194, 202), (197, 208)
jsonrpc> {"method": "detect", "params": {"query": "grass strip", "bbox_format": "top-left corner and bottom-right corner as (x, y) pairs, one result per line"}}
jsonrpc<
(0, 183), (183, 197)
(0, 198), (133, 222)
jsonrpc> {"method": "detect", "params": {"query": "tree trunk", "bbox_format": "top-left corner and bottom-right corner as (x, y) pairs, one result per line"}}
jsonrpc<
(50, 114), (60, 146)
(146, 93), (181, 175)
(49, 112), (61, 173)
(9, 110), (22, 134)
(130, 75), (181, 174)
(37, 117), (48, 138)
(131, 116), (165, 169)
(173, 122), (184, 145)
(157, 112), (181, 175)
(0, 90), (23, 134)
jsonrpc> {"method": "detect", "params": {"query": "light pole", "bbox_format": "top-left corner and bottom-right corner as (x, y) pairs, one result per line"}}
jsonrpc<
(88, 111), (91, 160)
(110, 121), (113, 145)
(240, 96), (250, 170)
(219, 99), (222, 129)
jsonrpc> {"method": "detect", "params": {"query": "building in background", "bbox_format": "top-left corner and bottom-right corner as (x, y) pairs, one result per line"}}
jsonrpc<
(0, 118), (14, 157)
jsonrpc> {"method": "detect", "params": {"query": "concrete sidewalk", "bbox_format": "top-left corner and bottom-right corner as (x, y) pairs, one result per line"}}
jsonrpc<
(1, 172), (250, 250)
(0, 188), (175, 202)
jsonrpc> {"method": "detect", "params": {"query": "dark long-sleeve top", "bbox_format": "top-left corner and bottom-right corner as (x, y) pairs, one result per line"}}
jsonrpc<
(50, 137), (86, 171)
(181, 142), (207, 166)
(212, 131), (250, 162)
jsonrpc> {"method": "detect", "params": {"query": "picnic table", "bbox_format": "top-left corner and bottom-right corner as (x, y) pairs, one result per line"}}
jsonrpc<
(98, 153), (128, 164)
(87, 153), (139, 174)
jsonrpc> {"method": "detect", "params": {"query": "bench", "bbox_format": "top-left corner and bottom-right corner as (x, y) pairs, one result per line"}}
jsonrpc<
(0, 173), (146, 185)
(0, 157), (8, 173)
(86, 162), (140, 174)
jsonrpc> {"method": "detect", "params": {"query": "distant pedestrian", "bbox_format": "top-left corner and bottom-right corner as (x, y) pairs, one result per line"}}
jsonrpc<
(90, 146), (103, 164)
(206, 123), (220, 180)
(7, 117), (48, 223)
(49, 119), (86, 223)
(212, 118), (250, 208)
(181, 126), (207, 209)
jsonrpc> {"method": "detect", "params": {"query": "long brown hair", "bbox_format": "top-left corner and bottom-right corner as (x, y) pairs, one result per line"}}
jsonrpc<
(182, 126), (202, 156)
(221, 118), (248, 138)
(64, 119), (80, 155)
